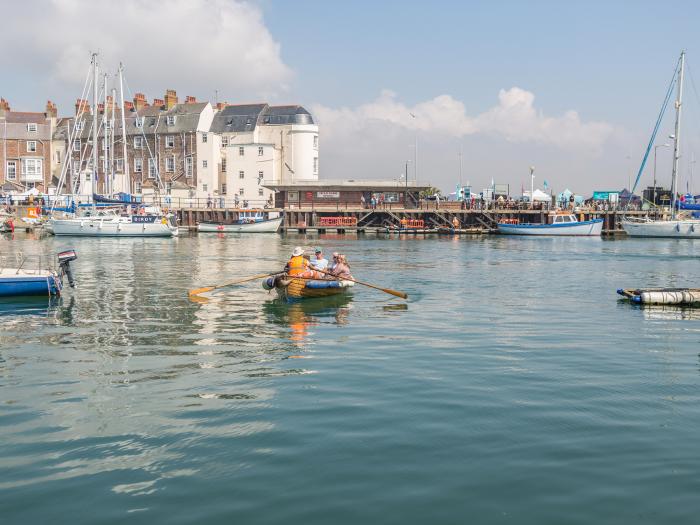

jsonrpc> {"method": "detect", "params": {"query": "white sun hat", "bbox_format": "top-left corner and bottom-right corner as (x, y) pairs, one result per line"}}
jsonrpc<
(292, 246), (304, 257)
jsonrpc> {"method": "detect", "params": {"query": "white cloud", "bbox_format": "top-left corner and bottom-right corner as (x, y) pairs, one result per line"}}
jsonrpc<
(313, 87), (614, 152)
(2, 0), (291, 105)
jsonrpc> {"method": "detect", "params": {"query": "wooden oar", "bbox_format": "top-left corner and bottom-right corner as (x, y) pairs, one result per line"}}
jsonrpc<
(189, 272), (276, 297)
(313, 268), (408, 299)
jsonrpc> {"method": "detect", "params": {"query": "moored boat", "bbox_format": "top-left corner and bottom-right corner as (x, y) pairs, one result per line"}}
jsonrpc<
(0, 250), (77, 297)
(262, 273), (354, 301)
(198, 215), (282, 233)
(49, 209), (178, 237)
(617, 287), (700, 306)
(497, 212), (603, 236)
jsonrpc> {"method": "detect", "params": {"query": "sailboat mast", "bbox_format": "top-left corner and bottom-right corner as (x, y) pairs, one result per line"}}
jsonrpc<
(92, 53), (99, 198)
(118, 63), (130, 194)
(110, 87), (116, 195)
(671, 50), (685, 219)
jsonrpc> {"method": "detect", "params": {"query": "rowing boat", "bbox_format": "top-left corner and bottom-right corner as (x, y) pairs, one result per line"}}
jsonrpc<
(262, 273), (354, 301)
(617, 288), (700, 306)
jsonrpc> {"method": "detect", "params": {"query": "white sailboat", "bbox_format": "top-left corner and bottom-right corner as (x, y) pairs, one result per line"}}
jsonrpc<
(622, 51), (700, 238)
(48, 54), (177, 238)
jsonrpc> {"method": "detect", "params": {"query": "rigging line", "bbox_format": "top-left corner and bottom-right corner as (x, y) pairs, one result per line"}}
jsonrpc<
(630, 55), (681, 195)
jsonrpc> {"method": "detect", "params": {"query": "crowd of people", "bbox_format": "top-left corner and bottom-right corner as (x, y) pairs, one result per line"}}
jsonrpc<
(285, 247), (353, 281)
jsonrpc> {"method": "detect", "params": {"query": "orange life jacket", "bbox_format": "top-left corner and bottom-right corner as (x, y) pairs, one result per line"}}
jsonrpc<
(287, 255), (308, 276)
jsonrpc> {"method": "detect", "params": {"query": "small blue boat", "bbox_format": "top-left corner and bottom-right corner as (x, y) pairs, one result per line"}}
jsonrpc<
(497, 212), (603, 236)
(0, 250), (77, 297)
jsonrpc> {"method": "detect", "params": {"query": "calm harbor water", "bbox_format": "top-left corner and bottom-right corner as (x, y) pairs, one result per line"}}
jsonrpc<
(1, 232), (700, 524)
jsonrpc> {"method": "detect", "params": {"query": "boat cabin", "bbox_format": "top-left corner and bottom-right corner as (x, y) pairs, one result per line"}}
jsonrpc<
(550, 213), (579, 224)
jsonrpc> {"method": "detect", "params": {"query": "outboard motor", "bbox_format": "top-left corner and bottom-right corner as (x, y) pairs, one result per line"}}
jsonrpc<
(57, 249), (77, 288)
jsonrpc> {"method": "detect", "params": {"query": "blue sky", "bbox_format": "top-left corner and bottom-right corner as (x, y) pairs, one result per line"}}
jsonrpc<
(3, 0), (700, 193)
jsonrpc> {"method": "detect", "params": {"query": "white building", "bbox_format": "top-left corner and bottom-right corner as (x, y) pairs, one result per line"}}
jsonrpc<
(209, 104), (318, 206)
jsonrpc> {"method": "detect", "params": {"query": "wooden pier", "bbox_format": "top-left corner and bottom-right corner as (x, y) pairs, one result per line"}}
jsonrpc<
(174, 205), (650, 236)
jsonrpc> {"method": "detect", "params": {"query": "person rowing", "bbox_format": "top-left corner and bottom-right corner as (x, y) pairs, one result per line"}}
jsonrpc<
(285, 246), (324, 279)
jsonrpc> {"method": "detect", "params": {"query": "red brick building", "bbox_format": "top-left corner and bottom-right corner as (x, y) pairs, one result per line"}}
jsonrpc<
(0, 98), (57, 192)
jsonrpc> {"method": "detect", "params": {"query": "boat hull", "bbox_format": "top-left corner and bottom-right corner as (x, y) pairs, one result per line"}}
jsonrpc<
(497, 219), (603, 236)
(49, 216), (177, 237)
(0, 269), (62, 297)
(621, 219), (700, 238)
(264, 275), (353, 302)
(198, 217), (282, 233)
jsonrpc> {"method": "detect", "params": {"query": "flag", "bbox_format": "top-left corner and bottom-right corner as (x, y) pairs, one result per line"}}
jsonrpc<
(543, 180), (549, 190)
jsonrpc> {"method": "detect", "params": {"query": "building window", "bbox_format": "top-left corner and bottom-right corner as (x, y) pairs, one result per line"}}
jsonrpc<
(6, 161), (17, 180)
(258, 170), (264, 182)
(239, 170), (244, 179)
(21, 158), (43, 178)
(239, 146), (245, 156)
(165, 135), (175, 148)
(221, 183), (227, 194)
(134, 158), (143, 173)
(239, 188), (245, 196)
(313, 157), (318, 174)
(258, 146), (264, 156)
(166, 156), (175, 172)
(185, 156), (193, 178)
(221, 158), (227, 172)
(313, 135), (318, 149)
(76, 121), (84, 131)
(72, 160), (81, 174)
(202, 160), (208, 168)
(166, 115), (176, 126)
(116, 158), (124, 172)
(73, 139), (81, 152)
(166, 182), (172, 194)
(202, 133), (208, 143)
(202, 183), (208, 192)
(27, 123), (38, 132)
(104, 120), (111, 130)
(222, 136), (229, 146)
(148, 158), (157, 179)
(135, 181), (142, 193)
(134, 136), (143, 148)
(27, 141), (37, 152)
(258, 188), (264, 197)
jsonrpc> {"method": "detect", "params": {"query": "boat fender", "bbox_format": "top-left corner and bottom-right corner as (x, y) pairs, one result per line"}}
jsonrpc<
(262, 277), (275, 290)
(676, 223), (681, 232)
(691, 224), (695, 232)
(162, 217), (167, 225)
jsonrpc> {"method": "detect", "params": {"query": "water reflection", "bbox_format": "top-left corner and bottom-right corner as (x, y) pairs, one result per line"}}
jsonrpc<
(263, 295), (353, 348)
(0, 296), (65, 319)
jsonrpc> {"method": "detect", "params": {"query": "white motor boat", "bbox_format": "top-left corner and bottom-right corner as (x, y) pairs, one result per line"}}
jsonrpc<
(198, 212), (282, 233)
(497, 212), (603, 236)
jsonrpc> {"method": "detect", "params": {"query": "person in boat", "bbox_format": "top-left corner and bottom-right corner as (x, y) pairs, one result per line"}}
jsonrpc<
(309, 247), (329, 271)
(328, 252), (339, 272)
(329, 254), (352, 280)
(285, 246), (317, 278)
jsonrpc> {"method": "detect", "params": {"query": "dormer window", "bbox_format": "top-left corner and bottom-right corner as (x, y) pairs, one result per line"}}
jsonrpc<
(222, 136), (229, 146)
(27, 123), (38, 132)
(149, 117), (156, 126)
(166, 115), (176, 126)
(76, 121), (84, 131)
(135, 117), (143, 128)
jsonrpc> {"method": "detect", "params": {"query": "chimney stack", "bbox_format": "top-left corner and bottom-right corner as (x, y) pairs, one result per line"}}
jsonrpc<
(124, 101), (134, 112)
(133, 93), (147, 111)
(185, 95), (197, 104)
(0, 97), (10, 117)
(216, 102), (228, 110)
(97, 103), (105, 114)
(164, 89), (178, 109)
(45, 100), (58, 119)
(75, 98), (90, 116)
(153, 98), (164, 108)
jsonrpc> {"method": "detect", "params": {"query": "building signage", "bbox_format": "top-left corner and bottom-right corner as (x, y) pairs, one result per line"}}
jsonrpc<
(316, 191), (340, 199)
(592, 191), (619, 200)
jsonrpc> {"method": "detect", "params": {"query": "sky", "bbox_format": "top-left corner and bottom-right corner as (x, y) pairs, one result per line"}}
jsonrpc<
(3, 0), (700, 195)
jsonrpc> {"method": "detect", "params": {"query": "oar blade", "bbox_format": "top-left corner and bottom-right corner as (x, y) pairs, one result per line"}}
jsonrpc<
(189, 286), (215, 297)
(383, 288), (408, 299)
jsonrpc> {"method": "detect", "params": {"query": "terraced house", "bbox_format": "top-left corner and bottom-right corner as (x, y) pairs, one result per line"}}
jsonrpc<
(0, 98), (58, 193)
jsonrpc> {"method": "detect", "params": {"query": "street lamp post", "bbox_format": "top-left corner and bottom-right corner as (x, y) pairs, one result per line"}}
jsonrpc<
(529, 166), (535, 209)
(653, 143), (670, 206)
(405, 159), (410, 208)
